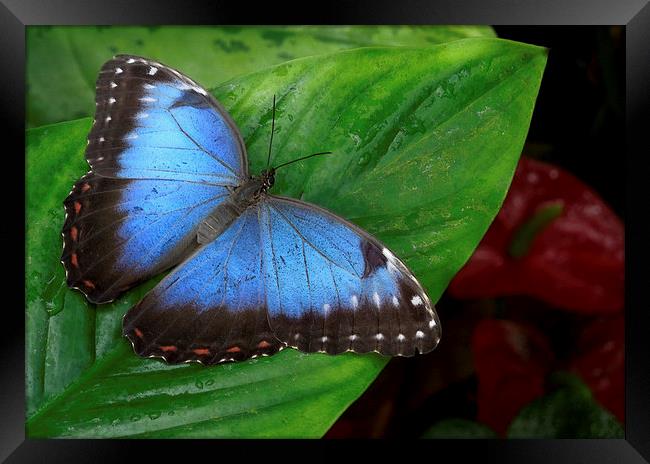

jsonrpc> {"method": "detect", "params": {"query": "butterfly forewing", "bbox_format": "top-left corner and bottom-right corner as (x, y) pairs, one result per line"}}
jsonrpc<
(62, 55), (247, 303)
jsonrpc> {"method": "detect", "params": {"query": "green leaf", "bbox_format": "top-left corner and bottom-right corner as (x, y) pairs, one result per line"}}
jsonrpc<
(422, 419), (498, 438)
(26, 38), (547, 437)
(507, 372), (624, 438)
(27, 25), (495, 128)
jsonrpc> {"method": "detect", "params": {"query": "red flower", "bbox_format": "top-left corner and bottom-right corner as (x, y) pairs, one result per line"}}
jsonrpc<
(569, 314), (624, 422)
(472, 319), (554, 436)
(449, 157), (624, 313)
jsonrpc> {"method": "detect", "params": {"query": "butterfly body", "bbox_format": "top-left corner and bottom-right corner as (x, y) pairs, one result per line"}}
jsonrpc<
(197, 170), (274, 244)
(62, 55), (441, 365)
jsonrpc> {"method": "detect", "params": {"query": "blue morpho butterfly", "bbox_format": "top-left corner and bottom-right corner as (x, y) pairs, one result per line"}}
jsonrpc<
(61, 55), (441, 365)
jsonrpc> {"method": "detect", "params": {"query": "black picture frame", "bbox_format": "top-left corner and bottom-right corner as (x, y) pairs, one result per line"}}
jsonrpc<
(4, 0), (649, 461)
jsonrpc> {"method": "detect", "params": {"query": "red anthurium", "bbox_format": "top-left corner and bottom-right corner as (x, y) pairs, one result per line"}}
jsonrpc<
(448, 157), (624, 313)
(569, 314), (624, 422)
(472, 319), (554, 436)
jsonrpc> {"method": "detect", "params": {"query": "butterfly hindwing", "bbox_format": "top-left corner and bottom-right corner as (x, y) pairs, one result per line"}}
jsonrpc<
(261, 196), (441, 356)
(123, 207), (283, 364)
(62, 55), (247, 303)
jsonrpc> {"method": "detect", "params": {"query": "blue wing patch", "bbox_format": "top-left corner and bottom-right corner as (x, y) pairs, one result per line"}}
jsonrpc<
(123, 207), (282, 364)
(261, 196), (440, 356)
(62, 55), (246, 303)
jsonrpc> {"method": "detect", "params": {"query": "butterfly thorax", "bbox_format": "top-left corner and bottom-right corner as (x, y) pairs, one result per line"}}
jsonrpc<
(196, 169), (275, 245)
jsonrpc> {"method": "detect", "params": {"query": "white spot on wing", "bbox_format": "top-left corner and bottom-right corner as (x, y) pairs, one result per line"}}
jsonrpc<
(110, 81), (117, 88)
(429, 319), (437, 329)
(148, 66), (158, 76)
(323, 303), (331, 314)
(375, 333), (384, 341)
(139, 97), (156, 102)
(373, 292), (381, 308)
(105, 116), (111, 123)
(294, 333), (300, 340)
(321, 336), (328, 343)
(351, 295), (359, 309)
(143, 83), (156, 89)
(392, 296), (399, 307)
(98, 136), (105, 142)
(411, 295), (423, 306)
(126, 58), (136, 64)
(108, 97), (116, 104)
(349, 334), (358, 341)
(415, 330), (425, 339)
(115, 67), (123, 74)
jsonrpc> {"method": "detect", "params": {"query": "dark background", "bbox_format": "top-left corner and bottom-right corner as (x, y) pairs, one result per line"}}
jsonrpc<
(2, 0), (648, 458)
(326, 25), (626, 438)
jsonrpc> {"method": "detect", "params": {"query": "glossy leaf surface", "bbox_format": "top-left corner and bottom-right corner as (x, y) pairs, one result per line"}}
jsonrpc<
(27, 25), (495, 127)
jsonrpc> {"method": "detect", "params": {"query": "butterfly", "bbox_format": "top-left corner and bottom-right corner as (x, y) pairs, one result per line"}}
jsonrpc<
(61, 55), (441, 365)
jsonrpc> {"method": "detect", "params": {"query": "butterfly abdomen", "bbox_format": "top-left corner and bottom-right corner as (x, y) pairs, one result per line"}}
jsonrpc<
(197, 178), (265, 245)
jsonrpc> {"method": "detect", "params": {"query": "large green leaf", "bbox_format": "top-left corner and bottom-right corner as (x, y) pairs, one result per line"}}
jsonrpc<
(26, 38), (547, 437)
(26, 25), (495, 128)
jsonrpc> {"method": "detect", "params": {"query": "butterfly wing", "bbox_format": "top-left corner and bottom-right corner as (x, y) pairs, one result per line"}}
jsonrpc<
(62, 55), (247, 303)
(122, 196), (440, 364)
(261, 196), (441, 356)
(123, 207), (283, 364)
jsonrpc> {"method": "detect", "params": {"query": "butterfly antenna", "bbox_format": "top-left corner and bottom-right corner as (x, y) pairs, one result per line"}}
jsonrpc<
(273, 151), (333, 170)
(266, 94), (276, 170)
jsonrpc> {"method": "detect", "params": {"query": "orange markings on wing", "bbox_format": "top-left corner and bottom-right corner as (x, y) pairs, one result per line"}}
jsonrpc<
(74, 201), (82, 214)
(71, 253), (79, 267)
(134, 327), (144, 339)
(160, 345), (177, 352)
(226, 346), (242, 353)
(193, 348), (211, 356)
(70, 226), (78, 241)
(257, 340), (272, 349)
(82, 279), (95, 289)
